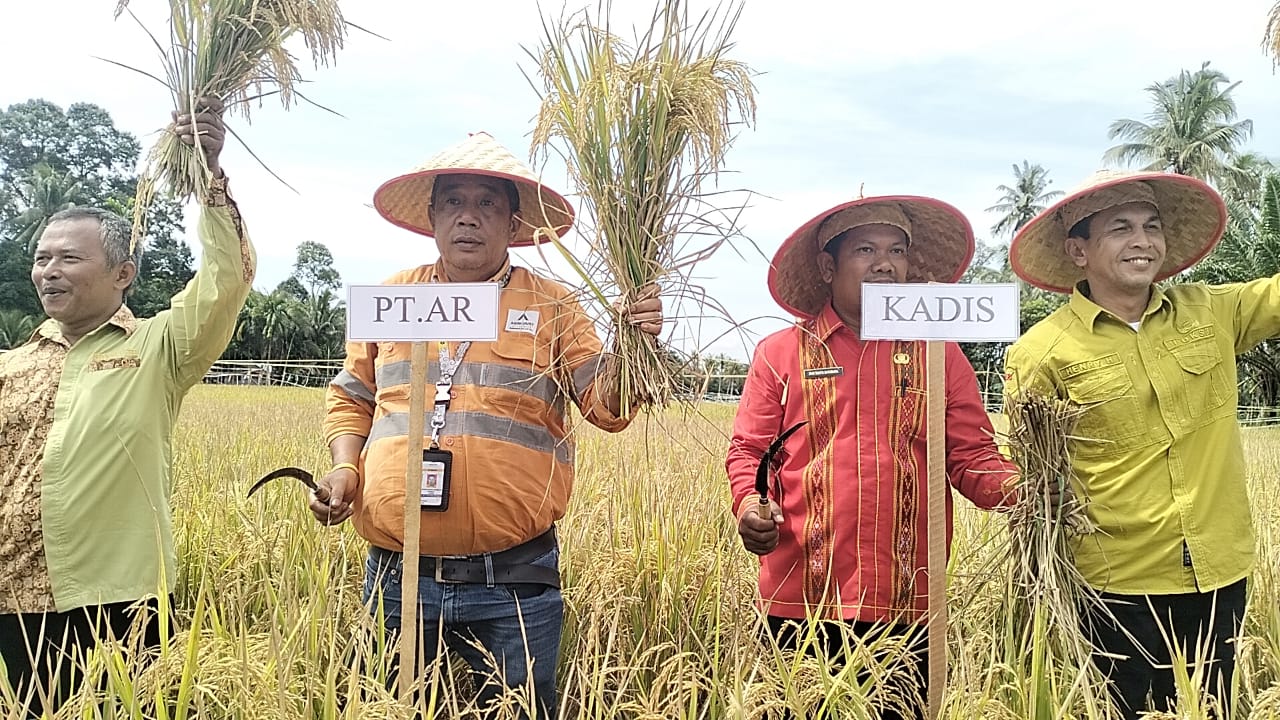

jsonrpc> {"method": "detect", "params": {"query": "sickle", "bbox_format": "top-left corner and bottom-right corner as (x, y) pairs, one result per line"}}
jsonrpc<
(247, 466), (328, 501)
(755, 420), (808, 502)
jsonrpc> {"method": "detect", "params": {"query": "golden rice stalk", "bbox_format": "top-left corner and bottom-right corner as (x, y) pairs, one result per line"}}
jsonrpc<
(528, 0), (757, 413)
(1003, 389), (1119, 717)
(113, 0), (348, 247)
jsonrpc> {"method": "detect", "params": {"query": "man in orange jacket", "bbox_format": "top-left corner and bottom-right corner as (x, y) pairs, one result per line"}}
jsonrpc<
(313, 132), (661, 719)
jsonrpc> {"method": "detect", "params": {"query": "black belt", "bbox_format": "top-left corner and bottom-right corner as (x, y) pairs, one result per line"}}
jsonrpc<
(375, 527), (560, 588)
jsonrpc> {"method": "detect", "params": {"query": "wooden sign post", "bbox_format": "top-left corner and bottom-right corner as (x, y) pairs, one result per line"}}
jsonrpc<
(861, 282), (1019, 719)
(347, 282), (501, 699)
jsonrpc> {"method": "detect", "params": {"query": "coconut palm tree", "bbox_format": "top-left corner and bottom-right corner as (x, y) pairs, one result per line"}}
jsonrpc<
(1103, 62), (1253, 186)
(8, 163), (85, 248)
(985, 161), (1065, 239)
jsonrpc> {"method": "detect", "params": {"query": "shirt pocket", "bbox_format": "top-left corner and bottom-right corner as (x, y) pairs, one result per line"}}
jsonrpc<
(1063, 365), (1144, 451)
(485, 332), (562, 417)
(1168, 338), (1230, 427)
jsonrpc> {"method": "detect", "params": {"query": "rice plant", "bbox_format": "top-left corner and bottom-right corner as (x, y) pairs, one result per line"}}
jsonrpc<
(109, 0), (349, 245)
(527, 0), (757, 414)
(1002, 389), (1120, 719)
(2, 387), (1277, 718)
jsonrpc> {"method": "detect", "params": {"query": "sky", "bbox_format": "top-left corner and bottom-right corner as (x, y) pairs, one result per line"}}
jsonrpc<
(2, 0), (1278, 361)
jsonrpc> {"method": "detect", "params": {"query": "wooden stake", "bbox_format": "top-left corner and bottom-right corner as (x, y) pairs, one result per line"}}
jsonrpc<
(925, 339), (947, 719)
(399, 341), (428, 699)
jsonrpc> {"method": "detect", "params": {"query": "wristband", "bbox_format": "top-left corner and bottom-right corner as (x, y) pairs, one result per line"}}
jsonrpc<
(331, 462), (359, 476)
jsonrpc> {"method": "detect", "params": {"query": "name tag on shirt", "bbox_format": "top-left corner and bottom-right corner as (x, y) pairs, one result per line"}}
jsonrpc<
(803, 366), (844, 380)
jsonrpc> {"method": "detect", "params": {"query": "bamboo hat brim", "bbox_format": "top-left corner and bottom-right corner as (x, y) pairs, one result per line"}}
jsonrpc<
(768, 196), (975, 320)
(1010, 170), (1226, 293)
(372, 132), (574, 248)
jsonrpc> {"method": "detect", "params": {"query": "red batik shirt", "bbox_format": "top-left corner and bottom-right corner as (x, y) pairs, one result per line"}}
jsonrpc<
(726, 302), (1016, 624)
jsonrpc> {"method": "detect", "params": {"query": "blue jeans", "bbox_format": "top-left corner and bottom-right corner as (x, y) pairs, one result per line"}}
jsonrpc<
(363, 543), (563, 719)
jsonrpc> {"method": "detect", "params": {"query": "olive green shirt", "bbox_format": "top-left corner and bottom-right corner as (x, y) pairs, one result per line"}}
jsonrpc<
(0, 180), (254, 612)
(1005, 278), (1280, 595)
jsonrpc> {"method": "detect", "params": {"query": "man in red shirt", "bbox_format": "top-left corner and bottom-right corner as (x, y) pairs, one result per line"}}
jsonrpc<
(726, 196), (1017, 718)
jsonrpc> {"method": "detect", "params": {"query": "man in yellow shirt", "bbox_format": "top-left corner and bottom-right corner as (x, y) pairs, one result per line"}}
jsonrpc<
(0, 97), (255, 716)
(1004, 170), (1272, 718)
(312, 132), (661, 719)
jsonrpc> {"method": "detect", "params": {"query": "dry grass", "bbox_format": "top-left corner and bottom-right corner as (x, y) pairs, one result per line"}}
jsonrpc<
(1, 386), (1278, 718)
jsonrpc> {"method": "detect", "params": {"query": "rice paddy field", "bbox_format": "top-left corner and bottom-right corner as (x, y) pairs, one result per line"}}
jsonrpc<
(4, 384), (1280, 719)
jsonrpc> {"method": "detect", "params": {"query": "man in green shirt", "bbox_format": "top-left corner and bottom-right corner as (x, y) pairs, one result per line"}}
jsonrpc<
(0, 97), (255, 716)
(1004, 169), (1273, 718)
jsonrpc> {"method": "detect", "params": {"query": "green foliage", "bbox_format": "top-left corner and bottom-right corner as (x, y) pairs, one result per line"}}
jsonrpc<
(10, 163), (87, 249)
(130, 232), (197, 318)
(223, 241), (346, 360)
(1188, 174), (1280, 411)
(0, 236), (40, 318)
(292, 240), (341, 296)
(0, 308), (39, 349)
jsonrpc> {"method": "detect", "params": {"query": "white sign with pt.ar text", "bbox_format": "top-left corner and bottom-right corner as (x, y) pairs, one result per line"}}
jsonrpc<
(860, 283), (1020, 342)
(347, 283), (501, 342)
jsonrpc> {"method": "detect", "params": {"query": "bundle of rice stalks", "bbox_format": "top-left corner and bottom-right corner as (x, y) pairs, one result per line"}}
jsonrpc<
(111, 0), (349, 245)
(527, 0), (757, 413)
(1003, 389), (1119, 718)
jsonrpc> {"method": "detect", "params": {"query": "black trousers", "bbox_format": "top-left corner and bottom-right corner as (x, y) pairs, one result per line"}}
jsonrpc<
(1082, 579), (1246, 719)
(0, 598), (165, 718)
(765, 616), (928, 720)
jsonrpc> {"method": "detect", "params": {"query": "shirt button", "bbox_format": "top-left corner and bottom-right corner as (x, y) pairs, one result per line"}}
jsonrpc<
(446, 438), (455, 447)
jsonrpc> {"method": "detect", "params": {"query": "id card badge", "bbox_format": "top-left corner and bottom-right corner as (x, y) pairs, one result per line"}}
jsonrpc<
(421, 447), (452, 511)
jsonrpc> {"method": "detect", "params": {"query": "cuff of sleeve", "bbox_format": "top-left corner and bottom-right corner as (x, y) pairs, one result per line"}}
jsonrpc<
(202, 173), (231, 207)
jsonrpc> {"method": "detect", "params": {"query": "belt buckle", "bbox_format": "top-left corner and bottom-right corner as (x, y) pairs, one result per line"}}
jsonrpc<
(433, 555), (466, 584)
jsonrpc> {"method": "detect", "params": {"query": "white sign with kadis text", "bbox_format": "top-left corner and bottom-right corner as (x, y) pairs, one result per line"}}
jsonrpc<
(860, 283), (1020, 342)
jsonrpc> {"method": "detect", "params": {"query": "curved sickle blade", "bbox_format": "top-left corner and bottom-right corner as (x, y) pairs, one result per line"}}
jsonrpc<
(247, 467), (318, 498)
(755, 420), (808, 498)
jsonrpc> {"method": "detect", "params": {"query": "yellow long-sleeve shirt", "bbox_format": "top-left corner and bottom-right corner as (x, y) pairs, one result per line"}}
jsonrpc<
(1005, 277), (1280, 594)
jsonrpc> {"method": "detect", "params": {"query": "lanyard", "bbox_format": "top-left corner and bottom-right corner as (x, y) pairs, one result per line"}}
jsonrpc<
(430, 340), (469, 448)
(427, 265), (512, 449)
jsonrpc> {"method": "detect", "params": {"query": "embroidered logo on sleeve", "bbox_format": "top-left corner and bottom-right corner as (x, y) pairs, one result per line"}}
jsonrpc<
(505, 309), (540, 335)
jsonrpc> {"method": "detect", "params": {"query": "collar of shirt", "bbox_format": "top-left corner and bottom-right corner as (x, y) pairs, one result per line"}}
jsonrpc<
(813, 302), (847, 342)
(428, 256), (513, 284)
(1067, 281), (1173, 331)
(31, 304), (139, 348)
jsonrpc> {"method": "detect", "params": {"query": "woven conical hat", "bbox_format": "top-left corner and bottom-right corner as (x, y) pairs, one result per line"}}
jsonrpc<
(768, 196), (975, 319)
(372, 132), (574, 247)
(1010, 170), (1226, 293)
